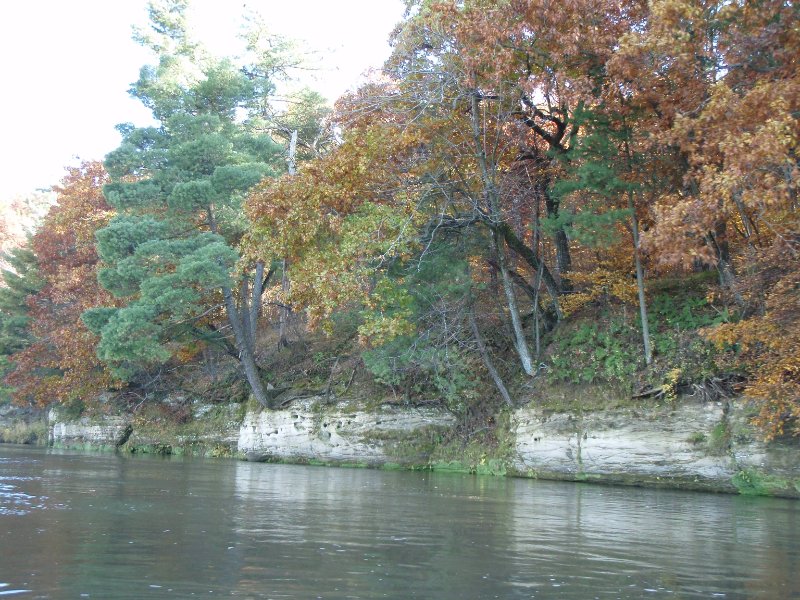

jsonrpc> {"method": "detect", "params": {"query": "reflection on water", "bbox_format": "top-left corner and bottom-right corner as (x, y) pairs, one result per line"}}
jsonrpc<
(0, 445), (798, 599)
(0, 457), (52, 516)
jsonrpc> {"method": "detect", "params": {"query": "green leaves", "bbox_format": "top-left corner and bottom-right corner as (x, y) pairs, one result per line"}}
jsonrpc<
(0, 246), (42, 400)
(93, 304), (172, 379)
(168, 134), (233, 178)
(95, 215), (168, 263)
(103, 180), (165, 211)
(105, 126), (166, 177)
(87, 230), (236, 376)
(550, 107), (639, 248)
(211, 163), (272, 196)
(85, 3), (299, 382)
(549, 319), (641, 385)
(168, 179), (216, 211)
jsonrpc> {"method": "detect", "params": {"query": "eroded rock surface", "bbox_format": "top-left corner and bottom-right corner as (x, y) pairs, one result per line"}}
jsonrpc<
(50, 415), (130, 448)
(511, 400), (800, 495)
(239, 397), (456, 464)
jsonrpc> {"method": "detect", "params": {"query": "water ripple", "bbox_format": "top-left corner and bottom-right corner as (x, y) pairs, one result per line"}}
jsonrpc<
(0, 473), (48, 516)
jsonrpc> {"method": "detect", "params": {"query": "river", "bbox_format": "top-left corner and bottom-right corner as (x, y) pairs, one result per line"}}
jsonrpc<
(0, 445), (798, 599)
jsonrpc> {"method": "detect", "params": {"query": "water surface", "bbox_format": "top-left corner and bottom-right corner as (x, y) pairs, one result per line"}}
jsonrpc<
(1, 445), (798, 599)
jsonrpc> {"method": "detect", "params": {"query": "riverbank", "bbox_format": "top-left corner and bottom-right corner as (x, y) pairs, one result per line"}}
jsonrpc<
(30, 394), (800, 498)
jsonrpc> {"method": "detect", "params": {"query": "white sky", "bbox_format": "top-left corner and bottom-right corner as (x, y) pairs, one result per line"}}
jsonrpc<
(0, 0), (405, 200)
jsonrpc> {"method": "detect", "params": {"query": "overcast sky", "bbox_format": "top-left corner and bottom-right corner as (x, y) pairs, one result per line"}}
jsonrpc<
(0, 0), (405, 200)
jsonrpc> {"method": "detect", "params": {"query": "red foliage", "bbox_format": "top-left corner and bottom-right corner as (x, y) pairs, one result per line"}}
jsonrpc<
(5, 163), (123, 407)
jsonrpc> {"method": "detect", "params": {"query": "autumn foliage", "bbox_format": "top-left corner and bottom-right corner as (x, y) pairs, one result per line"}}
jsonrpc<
(2, 1), (798, 438)
(245, 0), (798, 436)
(5, 163), (122, 407)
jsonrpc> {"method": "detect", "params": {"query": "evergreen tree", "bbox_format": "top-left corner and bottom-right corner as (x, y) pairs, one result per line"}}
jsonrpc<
(552, 107), (653, 364)
(83, 0), (292, 406)
(0, 246), (42, 402)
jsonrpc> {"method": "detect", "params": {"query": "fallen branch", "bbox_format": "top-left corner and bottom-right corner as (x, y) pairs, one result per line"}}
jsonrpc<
(631, 386), (665, 400)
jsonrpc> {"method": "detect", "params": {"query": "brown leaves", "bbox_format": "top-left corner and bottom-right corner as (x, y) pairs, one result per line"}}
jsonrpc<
(244, 123), (422, 329)
(706, 259), (800, 439)
(5, 162), (123, 407)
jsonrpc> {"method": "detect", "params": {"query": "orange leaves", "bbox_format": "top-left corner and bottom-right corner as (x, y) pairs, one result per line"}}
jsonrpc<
(244, 123), (422, 329)
(423, 0), (645, 102)
(707, 316), (800, 440)
(635, 3), (799, 439)
(613, 0), (799, 277)
(5, 163), (123, 407)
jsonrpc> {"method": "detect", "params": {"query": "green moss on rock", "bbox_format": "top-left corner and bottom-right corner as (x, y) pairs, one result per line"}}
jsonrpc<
(732, 469), (797, 497)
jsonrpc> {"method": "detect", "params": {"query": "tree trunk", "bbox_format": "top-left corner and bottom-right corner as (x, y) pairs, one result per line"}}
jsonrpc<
(533, 240), (544, 358)
(517, 90), (574, 287)
(497, 223), (562, 319)
(629, 192), (652, 366)
(468, 310), (513, 406)
(278, 131), (299, 348)
(709, 220), (745, 309)
(249, 260), (265, 345)
(543, 187), (572, 289)
(278, 259), (290, 348)
(469, 93), (535, 376)
(222, 284), (269, 408)
(495, 232), (535, 376)
(239, 278), (255, 355)
(554, 229), (572, 284)
(207, 204), (269, 408)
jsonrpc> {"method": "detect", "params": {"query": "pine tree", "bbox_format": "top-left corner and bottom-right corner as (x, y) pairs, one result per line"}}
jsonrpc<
(0, 246), (42, 402)
(83, 0), (292, 407)
(552, 107), (653, 364)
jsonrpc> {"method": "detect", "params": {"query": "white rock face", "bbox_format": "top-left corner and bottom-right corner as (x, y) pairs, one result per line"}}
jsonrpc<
(46, 396), (798, 494)
(50, 416), (130, 447)
(510, 401), (800, 488)
(238, 397), (456, 464)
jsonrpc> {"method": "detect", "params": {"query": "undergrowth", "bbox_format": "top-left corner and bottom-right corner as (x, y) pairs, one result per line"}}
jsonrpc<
(543, 290), (729, 401)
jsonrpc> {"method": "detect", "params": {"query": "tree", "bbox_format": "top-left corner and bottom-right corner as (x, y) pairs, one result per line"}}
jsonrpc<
(552, 107), (654, 364)
(5, 163), (120, 408)
(83, 0), (294, 407)
(243, 0), (797, 427)
(0, 245), (42, 402)
(245, 120), (422, 331)
(610, 0), (799, 434)
(0, 192), (54, 271)
(390, 0), (648, 287)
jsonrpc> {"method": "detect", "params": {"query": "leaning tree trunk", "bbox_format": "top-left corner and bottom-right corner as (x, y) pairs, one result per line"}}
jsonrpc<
(222, 285), (270, 407)
(497, 223), (562, 320)
(207, 204), (270, 408)
(468, 309), (513, 406)
(470, 92), (535, 376)
(495, 231), (536, 376)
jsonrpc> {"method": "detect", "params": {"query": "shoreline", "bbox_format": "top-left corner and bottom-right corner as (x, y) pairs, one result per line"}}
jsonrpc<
(4, 396), (796, 498)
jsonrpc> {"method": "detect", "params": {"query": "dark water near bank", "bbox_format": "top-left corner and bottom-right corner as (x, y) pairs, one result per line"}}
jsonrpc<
(0, 446), (798, 599)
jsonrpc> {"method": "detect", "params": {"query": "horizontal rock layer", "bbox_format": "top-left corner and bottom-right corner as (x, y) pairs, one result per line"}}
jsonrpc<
(238, 397), (456, 464)
(46, 398), (800, 496)
(510, 401), (800, 495)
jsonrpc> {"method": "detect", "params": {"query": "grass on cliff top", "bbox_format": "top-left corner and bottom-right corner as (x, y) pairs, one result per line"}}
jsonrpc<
(515, 274), (733, 414)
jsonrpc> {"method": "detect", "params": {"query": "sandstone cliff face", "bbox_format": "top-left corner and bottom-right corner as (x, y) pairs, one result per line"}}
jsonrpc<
(49, 414), (131, 449)
(510, 401), (800, 496)
(46, 398), (800, 496)
(237, 398), (457, 465)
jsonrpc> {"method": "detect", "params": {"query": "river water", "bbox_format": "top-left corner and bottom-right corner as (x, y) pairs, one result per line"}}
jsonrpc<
(0, 445), (798, 599)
